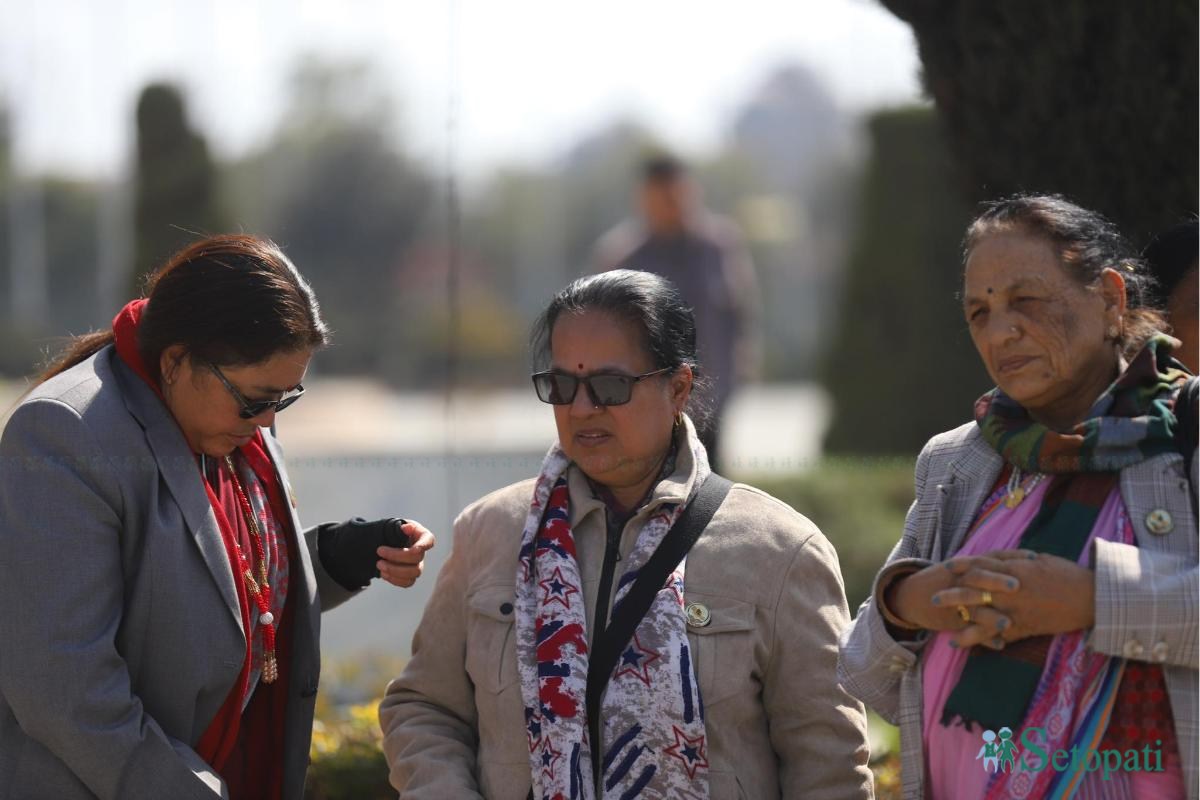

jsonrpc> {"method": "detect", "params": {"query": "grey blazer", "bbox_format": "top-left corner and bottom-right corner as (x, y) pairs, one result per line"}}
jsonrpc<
(838, 422), (1199, 800)
(0, 346), (357, 799)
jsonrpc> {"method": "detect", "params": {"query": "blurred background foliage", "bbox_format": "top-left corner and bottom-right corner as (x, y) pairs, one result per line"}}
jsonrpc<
(821, 107), (987, 454)
(0, 1), (1194, 794)
(3, 4), (1192, 451)
(133, 83), (227, 296)
(0, 54), (865, 392)
(754, 457), (914, 610)
(883, 0), (1198, 244)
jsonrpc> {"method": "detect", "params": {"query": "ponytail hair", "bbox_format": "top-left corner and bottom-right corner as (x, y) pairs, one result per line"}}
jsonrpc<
(35, 234), (328, 386)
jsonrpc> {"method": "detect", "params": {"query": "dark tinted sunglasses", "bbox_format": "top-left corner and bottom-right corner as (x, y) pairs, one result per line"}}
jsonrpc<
(210, 364), (305, 420)
(531, 367), (672, 407)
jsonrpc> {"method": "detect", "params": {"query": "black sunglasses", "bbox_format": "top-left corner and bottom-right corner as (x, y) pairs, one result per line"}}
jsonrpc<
(531, 367), (673, 407)
(210, 364), (305, 420)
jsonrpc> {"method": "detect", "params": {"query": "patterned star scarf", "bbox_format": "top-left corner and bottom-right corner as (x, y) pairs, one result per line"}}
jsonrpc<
(514, 416), (712, 799)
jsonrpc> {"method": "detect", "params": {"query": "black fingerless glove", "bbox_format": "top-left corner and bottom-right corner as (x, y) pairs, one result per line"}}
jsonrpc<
(316, 517), (410, 591)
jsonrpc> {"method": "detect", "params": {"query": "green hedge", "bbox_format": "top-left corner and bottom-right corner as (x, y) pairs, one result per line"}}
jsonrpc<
(748, 456), (916, 610)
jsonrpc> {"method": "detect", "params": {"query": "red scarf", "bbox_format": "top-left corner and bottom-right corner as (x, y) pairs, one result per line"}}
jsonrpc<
(113, 300), (295, 798)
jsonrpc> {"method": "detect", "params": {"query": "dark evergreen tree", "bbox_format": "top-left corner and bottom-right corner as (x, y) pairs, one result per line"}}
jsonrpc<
(822, 108), (988, 454)
(881, 0), (1198, 244)
(825, 3), (1196, 452)
(132, 84), (224, 295)
(232, 61), (433, 378)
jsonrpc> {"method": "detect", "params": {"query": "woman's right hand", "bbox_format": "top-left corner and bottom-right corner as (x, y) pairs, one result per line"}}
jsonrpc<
(887, 556), (1020, 633)
(318, 517), (427, 590)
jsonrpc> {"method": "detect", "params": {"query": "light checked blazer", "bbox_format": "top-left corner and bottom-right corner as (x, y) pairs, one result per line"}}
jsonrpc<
(838, 421), (1199, 800)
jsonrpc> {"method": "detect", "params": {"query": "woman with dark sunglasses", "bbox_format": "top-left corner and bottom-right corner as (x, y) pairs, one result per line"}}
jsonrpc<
(380, 270), (872, 799)
(0, 235), (435, 799)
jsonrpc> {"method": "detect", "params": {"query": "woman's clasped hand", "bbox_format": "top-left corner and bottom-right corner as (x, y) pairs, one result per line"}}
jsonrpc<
(891, 549), (1097, 650)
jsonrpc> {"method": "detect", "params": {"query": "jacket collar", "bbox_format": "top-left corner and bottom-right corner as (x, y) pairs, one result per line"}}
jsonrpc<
(939, 424), (1006, 558)
(935, 420), (1196, 560)
(565, 418), (703, 529)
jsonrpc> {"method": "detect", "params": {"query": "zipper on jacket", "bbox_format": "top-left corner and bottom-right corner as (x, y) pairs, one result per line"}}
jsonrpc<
(592, 509), (623, 642)
(589, 509), (625, 793)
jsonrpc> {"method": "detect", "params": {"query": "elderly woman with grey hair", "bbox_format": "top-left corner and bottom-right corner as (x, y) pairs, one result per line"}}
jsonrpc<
(840, 195), (1197, 800)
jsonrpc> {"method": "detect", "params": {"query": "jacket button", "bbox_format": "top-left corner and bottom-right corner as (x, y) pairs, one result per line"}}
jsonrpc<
(1122, 639), (1144, 659)
(1145, 509), (1174, 535)
(1151, 641), (1169, 663)
(499, 602), (514, 616)
(685, 603), (711, 627)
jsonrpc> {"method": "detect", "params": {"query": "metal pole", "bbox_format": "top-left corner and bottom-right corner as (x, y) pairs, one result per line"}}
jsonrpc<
(443, 0), (461, 518)
(96, 0), (133, 314)
(6, 3), (47, 326)
(9, 177), (46, 325)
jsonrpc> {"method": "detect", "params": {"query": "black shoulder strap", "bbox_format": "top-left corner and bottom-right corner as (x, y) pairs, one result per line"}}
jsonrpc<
(1175, 376), (1198, 513)
(583, 472), (732, 778)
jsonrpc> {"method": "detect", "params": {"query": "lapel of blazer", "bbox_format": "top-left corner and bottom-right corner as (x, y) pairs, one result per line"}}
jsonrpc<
(1120, 453), (1198, 561)
(939, 431), (1196, 562)
(110, 352), (245, 635)
(940, 427), (1004, 559)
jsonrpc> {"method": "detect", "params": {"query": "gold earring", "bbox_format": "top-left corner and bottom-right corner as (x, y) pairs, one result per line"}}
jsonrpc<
(1107, 325), (1120, 340)
(674, 411), (684, 426)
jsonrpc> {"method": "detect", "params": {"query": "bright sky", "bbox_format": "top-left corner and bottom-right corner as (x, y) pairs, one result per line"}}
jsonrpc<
(1, 0), (922, 179)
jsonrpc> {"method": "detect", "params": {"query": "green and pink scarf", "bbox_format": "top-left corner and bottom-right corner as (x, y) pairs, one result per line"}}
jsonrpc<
(943, 334), (1190, 732)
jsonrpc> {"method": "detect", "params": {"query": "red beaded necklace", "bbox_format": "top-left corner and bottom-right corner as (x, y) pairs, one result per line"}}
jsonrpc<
(223, 455), (278, 684)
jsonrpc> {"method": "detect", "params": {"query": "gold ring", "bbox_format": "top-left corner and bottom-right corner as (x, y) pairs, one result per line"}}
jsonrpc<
(956, 604), (971, 624)
(981, 590), (993, 607)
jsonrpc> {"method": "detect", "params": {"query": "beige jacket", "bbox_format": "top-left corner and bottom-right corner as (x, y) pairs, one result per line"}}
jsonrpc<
(380, 439), (873, 799)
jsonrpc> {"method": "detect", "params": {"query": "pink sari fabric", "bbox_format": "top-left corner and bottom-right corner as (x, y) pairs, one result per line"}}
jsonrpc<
(921, 478), (1184, 799)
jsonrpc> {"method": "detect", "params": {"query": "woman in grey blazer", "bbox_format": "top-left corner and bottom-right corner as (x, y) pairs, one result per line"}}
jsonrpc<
(0, 235), (434, 799)
(839, 195), (1197, 800)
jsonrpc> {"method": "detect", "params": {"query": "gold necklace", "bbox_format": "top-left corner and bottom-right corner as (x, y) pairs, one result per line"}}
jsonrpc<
(1004, 467), (1044, 509)
(223, 456), (278, 684)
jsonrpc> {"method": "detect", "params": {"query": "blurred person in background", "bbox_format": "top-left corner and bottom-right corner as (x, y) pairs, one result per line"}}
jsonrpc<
(592, 154), (760, 470)
(0, 235), (435, 800)
(1143, 218), (1198, 374)
(381, 270), (871, 799)
(839, 195), (1197, 800)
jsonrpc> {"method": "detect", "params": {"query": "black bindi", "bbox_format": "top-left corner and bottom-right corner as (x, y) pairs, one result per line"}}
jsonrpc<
(986, 287), (994, 294)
